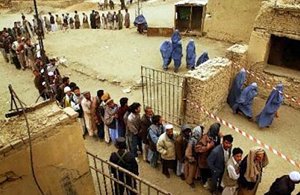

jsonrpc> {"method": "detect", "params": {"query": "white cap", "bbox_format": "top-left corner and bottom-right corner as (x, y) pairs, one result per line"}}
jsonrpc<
(251, 82), (257, 87)
(289, 171), (300, 182)
(48, 72), (54, 76)
(165, 124), (173, 130)
(64, 86), (71, 93)
(241, 68), (246, 72)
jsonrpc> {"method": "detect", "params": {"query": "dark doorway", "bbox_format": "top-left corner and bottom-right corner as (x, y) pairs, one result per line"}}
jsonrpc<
(268, 35), (300, 71)
(191, 6), (203, 32)
(175, 6), (191, 32)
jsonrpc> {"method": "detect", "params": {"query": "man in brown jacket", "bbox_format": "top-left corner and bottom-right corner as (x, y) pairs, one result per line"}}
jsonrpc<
(139, 106), (153, 162)
(175, 124), (191, 180)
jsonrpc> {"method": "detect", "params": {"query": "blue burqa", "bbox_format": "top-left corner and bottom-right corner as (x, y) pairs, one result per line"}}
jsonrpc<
(256, 83), (284, 128)
(160, 40), (173, 69)
(134, 14), (148, 31)
(171, 30), (181, 45)
(227, 68), (247, 108)
(186, 39), (196, 69)
(172, 41), (183, 69)
(196, 52), (209, 67)
(233, 83), (258, 118)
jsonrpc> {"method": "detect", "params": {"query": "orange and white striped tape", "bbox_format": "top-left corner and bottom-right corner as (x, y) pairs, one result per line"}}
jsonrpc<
(186, 99), (300, 168)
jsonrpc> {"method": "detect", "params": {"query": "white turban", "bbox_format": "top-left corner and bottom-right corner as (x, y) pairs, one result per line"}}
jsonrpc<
(165, 124), (173, 130)
(64, 86), (71, 93)
(289, 171), (300, 182)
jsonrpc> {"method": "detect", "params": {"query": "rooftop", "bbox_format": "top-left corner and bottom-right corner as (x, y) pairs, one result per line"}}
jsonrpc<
(0, 101), (77, 152)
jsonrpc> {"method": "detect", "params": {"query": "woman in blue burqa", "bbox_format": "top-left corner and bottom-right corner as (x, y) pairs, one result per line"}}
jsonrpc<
(171, 29), (181, 45)
(160, 40), (173, 70)
(196, 51), (209, 67)
(186, 39), (196, 70)
(233, 82), (258, 119)
(172, 40), (183, 73)
(227, 68), (247, 109)
(256, 83), (284, 128)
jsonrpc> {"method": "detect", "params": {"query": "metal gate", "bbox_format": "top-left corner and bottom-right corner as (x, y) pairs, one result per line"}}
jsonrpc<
(141, 66), (186, 127)
(87, 152), (171, 195)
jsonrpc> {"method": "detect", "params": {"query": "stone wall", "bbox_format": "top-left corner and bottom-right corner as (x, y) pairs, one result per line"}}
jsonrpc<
(246, 2), (300, 109)
(204, 0), (263, 43)
(0, 102), (95, 195)
(184, 58), (232, 124)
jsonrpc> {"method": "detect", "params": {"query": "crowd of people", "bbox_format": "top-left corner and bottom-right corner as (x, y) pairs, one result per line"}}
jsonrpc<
(1, 12), (298, 195)
(160, 30), (209, 72)
(53, 77), (298, 195)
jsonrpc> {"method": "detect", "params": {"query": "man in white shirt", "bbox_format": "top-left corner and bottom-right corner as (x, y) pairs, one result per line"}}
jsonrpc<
(221, 147), (243, 195)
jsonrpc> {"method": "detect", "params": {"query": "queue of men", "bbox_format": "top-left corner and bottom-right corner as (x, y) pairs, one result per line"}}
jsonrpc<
(54, 77), (299, 195)
(42, 9), (130, 32)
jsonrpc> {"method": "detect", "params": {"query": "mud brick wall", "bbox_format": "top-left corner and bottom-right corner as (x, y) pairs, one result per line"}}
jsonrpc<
(0, 104), (95, 195)
(246, 2), (300, 109)
(204, 0), (263, 43)
(184, 58), (232, 125)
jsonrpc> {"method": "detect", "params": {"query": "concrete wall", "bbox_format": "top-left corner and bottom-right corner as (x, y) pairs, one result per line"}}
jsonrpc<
(204, 0), (263, 43)
(184, 58), (232, 124)
(0, 106), (95, 195)
(246, 2), (300, 108)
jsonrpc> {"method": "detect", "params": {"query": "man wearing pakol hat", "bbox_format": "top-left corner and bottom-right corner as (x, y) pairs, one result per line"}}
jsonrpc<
(265, 171), (300, 195)
(157, 124), (177, 178)
(109, 137), (139, 195)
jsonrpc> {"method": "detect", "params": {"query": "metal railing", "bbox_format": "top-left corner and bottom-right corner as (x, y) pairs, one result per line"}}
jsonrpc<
(87, 152), (172, 195)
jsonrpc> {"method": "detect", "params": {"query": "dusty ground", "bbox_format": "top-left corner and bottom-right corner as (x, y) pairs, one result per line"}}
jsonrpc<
(1, 0), (300, 194)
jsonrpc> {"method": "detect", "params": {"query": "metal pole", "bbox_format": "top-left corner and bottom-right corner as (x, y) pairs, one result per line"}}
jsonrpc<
(33, 0), (54, 100)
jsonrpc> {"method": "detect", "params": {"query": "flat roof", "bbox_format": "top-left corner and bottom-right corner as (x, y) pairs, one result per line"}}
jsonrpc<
(175, 0), (208, 6)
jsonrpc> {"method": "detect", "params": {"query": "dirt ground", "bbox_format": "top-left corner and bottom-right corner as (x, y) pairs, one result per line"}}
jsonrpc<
(1, 0), (300, 194)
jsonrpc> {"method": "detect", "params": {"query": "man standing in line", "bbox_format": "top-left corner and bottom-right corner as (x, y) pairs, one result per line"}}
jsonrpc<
(207, 134), (234, 194)
(49, 12), (56, 32)
(157, 124), (177, 178)
(117, 10), (123, 30)
(74, 10), (81, 29)
(148, 115), (164, 168)
(81, 91), (97, 137)
(82, 13), (90, 28)
(221, 147), (243, 195)
(126, 103), (142, 162)
(265, 171), (300, 195)
(104, 99), (119, 143)
(109, 137), (139, 195)
(90, 10), (96, 29)
(238, 146), (269, 195)
(55, 14), (62, 30)
(175, 124), (191, 180)
(139, 106), (153, 162)
(71, 86), (86, 137)
(124, 9), (130, 28)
